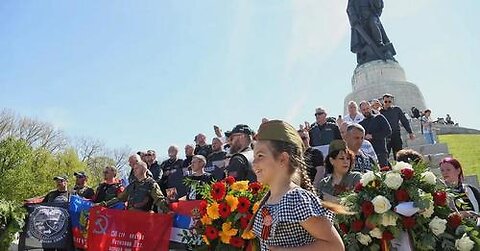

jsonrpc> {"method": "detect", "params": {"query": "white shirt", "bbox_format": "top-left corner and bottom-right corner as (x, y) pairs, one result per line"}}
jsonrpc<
(344, 113), (364, 124)
(361, 140), (378, 163)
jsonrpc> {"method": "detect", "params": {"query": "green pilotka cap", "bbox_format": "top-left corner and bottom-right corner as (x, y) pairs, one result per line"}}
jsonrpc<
(255, 120), (304, 151)
(328, 140), (347, 155)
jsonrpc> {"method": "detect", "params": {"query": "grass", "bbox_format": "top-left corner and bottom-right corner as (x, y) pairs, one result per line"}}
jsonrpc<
(438, 134), (480, 177)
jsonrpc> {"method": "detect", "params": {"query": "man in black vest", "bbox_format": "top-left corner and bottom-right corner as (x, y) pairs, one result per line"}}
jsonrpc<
(225, 124), (256, 182)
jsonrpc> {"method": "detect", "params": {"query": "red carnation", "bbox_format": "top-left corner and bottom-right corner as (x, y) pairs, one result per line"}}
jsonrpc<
(230, 236), (245, 248)
(351, 219), (364, 232)
(224, 176), (236, 185)
(402, 217), (416, 229)
(361, 201), (375, 217)
(433, 191), (447, 206)
(248, 182), (263, 195)
(380, 166), (391, 172)
(448, 213), (462, 230)
(199, 200), (208, 216)
(401, 168), (414, 180)
(382, 231), (394, 241)
(240, 213), (253, 229)
(205, 225), (219, 240)
(219, 202), (232, 219)
(354, 182), (363, 193)
(211, 182), (227, 201)
(339, 223), (349, 234)
(395, 189), (410, 202)
(237, 197), (251, 214)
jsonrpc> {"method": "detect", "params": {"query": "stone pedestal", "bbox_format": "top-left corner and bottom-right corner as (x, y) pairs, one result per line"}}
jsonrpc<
(344, 60), (427, 113)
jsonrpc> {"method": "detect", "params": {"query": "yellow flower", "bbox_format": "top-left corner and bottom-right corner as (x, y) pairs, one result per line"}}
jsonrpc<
(201, 214), (213, 225)
(241, 230), (255, 240)
(207, 202), (220, 220)
(225, 195), (239, 212)
(219, 222), (238, 244)
(252, 202), (260, 214)
(231, 181), (249, 192)
(202, 235), (210, 245)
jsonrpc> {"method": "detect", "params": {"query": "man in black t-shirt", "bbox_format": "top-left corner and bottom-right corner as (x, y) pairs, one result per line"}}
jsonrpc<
(298, 129), (325, 186)
(183, 144), (195, 169)
(159, 145), (185, 201)
(184, 155), (214, 200)
(225, 124), (256, 182)
(43, 175), (69, 203)
(72, 171), (95, 199)
(380, 94), (415, 160)
(359, 101), (392, 167)
(194, 133), (213, 158)
(145, 149), (163, 184)
(206, 137), (227, 180)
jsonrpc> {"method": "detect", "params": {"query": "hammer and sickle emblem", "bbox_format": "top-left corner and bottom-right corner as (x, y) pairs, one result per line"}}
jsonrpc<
(92, 215), (109, 234)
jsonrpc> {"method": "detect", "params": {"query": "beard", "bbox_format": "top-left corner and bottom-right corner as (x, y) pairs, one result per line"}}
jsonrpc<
(229, 141), (242, 154)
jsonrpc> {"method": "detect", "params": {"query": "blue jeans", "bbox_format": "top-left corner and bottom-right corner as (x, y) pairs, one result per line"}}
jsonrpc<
(423, 132), (436, 144)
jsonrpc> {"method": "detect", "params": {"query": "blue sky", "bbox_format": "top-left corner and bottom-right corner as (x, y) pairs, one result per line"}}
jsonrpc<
(1, 0), (479, 157)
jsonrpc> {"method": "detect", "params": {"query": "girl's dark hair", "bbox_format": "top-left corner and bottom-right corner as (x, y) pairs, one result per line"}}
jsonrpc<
(325, 149), (355, 174)
(267, 140), (315, 194)
(396, 149), (424, 164)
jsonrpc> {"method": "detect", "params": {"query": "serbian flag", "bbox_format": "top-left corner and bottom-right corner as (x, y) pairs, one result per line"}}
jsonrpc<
(169, 200), (203, 243)
(69, 195), (93, 249)
(87, 206), (173, 251)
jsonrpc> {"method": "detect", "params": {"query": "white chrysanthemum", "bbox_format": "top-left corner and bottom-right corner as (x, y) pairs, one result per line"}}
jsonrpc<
(360, 171), (376, 186)
(385, 172), (404, 190)
(429, 216), (447, 236)
(369, 228), (383, 239)
(420, 202), (434, 218)
(455, 234), (475, 251)
(392, 161), (413, 172)
(372, 195), (392, 214)
(356, 233), (373, 246)
(421, 171), (437, 185)
(381, 212), (398, 227)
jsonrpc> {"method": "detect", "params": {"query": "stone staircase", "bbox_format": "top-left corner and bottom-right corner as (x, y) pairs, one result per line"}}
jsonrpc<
(398, 119), (479, 187)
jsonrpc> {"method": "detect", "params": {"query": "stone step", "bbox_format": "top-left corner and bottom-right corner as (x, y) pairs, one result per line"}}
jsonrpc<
(465, 175), (479, 188)
(425, 153), (451, 167)
(407, 143), (449, 156)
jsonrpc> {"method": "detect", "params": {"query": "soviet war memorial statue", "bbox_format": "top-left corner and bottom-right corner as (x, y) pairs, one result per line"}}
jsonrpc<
(347, 0), (396, 65)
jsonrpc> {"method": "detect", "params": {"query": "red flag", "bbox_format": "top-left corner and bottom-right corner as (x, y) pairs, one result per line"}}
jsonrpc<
(87, 206), (172, 251)
(169, 200), (202, 216)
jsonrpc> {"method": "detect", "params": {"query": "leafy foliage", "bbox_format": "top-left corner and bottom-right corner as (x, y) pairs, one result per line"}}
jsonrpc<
(0, 199), (27, 251)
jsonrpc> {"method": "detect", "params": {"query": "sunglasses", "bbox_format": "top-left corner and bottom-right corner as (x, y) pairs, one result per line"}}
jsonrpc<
(315, 112), (326, 116)
(145, 154), (153, 156)
(301, 137), (308, 140)
(384, 100), (392, 103)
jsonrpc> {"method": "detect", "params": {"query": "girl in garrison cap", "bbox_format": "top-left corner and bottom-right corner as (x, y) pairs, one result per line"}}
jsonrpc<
(247, 120), (344, 251)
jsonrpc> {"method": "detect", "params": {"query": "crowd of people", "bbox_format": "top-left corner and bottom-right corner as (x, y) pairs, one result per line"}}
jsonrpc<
(39, 93), (479, 251)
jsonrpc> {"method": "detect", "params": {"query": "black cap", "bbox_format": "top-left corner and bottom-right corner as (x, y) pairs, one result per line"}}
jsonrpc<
(53, 175), (68, 181)
(226, 124), (254, 137)
(74, 171), (87, 178)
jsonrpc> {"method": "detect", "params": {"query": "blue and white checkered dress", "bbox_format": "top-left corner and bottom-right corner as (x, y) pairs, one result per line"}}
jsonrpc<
(252, 187), (335, 251)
